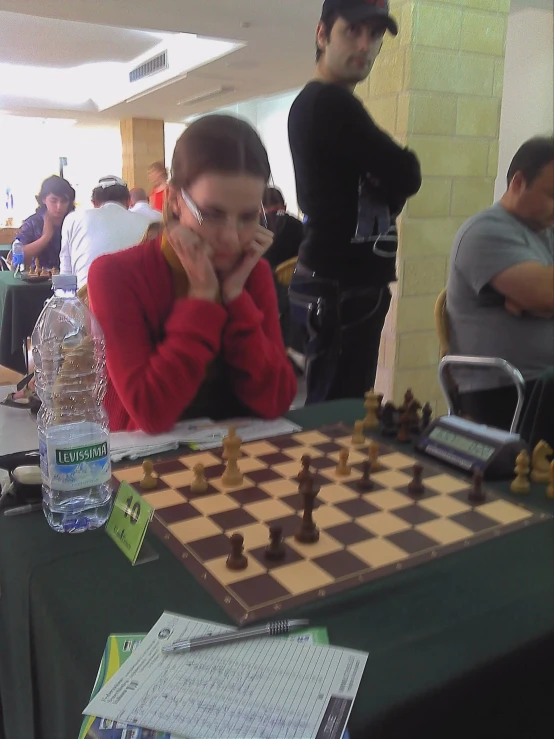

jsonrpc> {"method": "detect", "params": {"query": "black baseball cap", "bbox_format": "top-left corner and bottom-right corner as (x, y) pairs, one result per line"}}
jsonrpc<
(321, 0), (398, 36)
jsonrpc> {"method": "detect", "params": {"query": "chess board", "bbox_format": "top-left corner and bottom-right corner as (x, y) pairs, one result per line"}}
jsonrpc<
(112, 424), (549, 624)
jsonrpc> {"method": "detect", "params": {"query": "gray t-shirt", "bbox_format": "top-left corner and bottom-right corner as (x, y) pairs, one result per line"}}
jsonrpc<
(446, 203), (554, 392)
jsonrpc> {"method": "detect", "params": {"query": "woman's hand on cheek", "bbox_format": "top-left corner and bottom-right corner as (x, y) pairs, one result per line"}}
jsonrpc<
(168, 224), (219, 302)
(220, 225), (274, 305)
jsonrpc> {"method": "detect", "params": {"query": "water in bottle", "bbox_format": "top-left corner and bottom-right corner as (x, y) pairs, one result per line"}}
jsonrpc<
(32, 274), (112, 533)
(11, 240), (25, 275)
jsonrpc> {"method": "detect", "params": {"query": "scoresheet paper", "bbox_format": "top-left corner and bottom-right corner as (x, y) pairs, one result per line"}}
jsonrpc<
(84, 612), (368, 739)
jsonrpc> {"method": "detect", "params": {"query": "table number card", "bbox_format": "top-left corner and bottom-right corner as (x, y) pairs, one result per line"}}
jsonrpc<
(106, 481), (157, 565)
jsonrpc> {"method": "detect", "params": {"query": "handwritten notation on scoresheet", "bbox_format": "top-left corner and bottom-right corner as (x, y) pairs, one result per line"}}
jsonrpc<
(84, 612), (368, 739)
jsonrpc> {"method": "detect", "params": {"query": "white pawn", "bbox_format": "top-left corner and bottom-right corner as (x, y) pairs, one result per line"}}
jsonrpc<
(363, 389), (380, 430)
(351, 421), (365, 445)
(510, 450), (530, 495)
(190, 463), (208, 494)
(335, 449), (351, 477)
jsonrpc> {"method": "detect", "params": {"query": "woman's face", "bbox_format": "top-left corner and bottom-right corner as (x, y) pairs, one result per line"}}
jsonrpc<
(43, 193), (71, 223)
(177, 173), (265, 273)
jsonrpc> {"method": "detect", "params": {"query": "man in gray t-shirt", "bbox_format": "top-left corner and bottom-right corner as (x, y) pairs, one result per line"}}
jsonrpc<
(446, 136), (554, 429)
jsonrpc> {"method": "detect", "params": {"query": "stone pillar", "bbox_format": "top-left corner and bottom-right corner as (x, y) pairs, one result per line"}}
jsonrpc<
(120, 118), (165, 193)
(357, 0), (509, 414)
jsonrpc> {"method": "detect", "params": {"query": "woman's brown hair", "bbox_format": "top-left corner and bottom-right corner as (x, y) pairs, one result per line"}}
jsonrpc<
(171, 114), (270, 191)
(165, 114), (271, 228)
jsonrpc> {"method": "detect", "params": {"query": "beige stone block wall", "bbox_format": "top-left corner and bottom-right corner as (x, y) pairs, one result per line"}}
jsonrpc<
(120, 118), (165, 193)
(358, 0), (508, 416)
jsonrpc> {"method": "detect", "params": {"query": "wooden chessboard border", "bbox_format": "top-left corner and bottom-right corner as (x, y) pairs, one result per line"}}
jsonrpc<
(113, 424), (551, 625)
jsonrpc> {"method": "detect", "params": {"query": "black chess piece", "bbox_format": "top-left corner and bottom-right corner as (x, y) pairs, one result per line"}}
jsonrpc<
(376, 393), (384, 420)
(357, 460), (374, 491)
(408, 463), (425, 496)
(468, 469), (485, 504)
(265, 525), (286, 561)
(421, 402), (433, 431)
(401, 388), (414, 412)
(397, 411), (411, 443)
(295, 477), (320, 544)
(226, 533), (248, 571)
(298, 455), (312, 490)
(381, 402), (398, 437)
(408, 399), (422, 434)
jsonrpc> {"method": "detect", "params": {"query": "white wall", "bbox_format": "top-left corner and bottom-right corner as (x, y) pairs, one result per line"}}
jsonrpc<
(214, 89), (301, 214)
(0, 118), (190, 226)
(164, 122), (186, 171)
(495, 8), (554, 198)
(256, 90), (300, 214)
(0, 117), (122, 223)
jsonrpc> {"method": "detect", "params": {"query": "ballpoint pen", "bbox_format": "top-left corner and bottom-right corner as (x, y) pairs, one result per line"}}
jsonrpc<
(162, 618), (310, 654)
(4, 503), (43, 517)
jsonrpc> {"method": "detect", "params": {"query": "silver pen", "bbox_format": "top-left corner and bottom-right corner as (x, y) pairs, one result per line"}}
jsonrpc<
(4, 503), (43, 517)
(162, 619), (310, 654)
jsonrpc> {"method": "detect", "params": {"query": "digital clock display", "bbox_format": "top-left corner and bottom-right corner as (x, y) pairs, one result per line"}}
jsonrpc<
(429, 427), (496, 462)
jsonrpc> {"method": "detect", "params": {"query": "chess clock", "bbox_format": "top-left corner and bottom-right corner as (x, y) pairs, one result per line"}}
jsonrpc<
(415, 415), (527, 480)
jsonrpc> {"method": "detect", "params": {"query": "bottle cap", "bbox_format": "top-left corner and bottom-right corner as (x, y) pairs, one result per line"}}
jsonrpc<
(52, 274), (77, 291)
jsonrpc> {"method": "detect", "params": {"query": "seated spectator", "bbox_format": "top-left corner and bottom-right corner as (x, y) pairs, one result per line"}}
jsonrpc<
(148, 161), (168, 212)
(262, 187), (305, 359)
(60, 176), (151, 288)
(88, 115), (297, 433)
(262, 187), (304, 269)
(129, 187), (163, 223)
(12, 176), (75, 269)
(447, 136), (554, 430)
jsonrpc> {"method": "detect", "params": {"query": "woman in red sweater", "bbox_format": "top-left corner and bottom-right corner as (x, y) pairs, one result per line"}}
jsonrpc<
(88, 115), (297, 433)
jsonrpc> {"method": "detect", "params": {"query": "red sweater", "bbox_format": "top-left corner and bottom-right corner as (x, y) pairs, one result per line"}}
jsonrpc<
(87, 238), (297, 433)
(149, 187), (165, 213)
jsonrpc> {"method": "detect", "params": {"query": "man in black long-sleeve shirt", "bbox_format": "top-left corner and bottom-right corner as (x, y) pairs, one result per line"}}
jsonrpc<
(288, 0), (421, 404)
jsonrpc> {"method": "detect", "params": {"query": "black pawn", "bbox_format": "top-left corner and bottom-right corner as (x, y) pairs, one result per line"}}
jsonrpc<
(421, 403), (433, 431)
(265, 525), (286, 561)
(381, 402), (398, 437)
(357, 460), (374, 491)
(468, 469), (485, 504)
(226, 533), (248, 571)
(408, 400), (422, 434)
(408, 463), (425, 497)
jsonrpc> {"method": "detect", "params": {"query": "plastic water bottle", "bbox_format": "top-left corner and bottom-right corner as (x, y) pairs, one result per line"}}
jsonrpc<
(32, 274), (112, 533)
(11, 240), (24, 275)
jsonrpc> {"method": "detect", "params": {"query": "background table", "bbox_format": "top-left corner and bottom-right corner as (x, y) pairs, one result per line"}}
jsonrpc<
(0, 272), (52, 374)
(0, 400), (553, 739)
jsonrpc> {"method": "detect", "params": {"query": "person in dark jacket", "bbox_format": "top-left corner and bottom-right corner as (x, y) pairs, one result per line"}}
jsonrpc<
(12, 176), (75, 269)
(288, 0), (422, 403)
(262, 187), (305, 357)
(262, 187), (304, 269)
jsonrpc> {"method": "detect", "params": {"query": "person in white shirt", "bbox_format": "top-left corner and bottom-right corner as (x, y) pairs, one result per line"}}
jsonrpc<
(60, 176), (151, 288)
(129, 188), (163, 223)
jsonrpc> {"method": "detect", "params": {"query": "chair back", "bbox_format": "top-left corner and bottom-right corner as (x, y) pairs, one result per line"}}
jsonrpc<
(274, 257), (298, 288)
(142, 222), (163, 243)
(434, 288), (450, 359)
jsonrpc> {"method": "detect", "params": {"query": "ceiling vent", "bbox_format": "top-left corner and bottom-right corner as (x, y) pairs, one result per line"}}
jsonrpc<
(129, 51), (168, 83)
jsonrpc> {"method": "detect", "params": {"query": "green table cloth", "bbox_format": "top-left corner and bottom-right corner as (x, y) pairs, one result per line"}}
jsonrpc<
(0, 271), (52, 373)
(0, 400), (553, 739)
